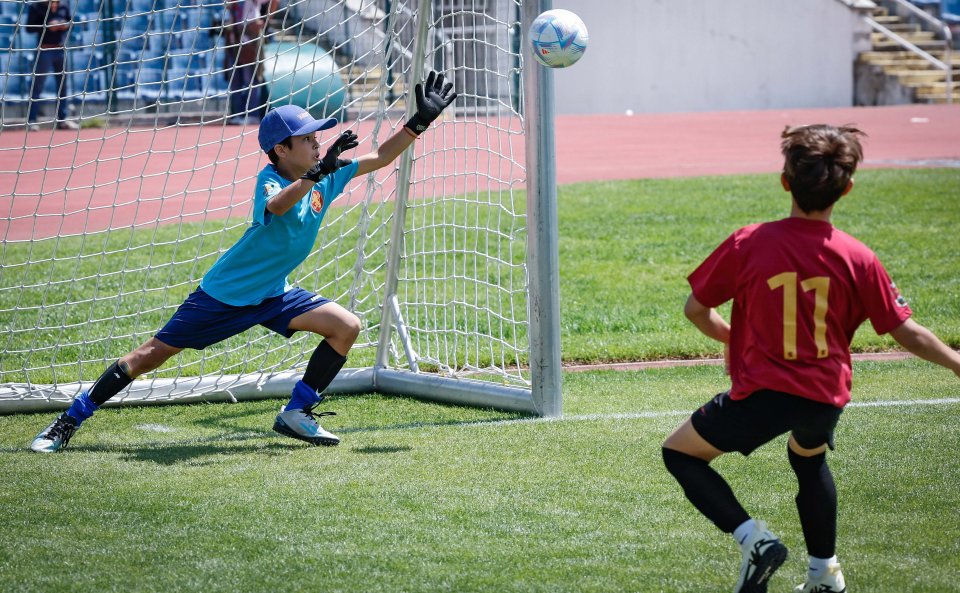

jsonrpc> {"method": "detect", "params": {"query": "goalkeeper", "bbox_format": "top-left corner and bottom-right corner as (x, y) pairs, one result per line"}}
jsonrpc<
(31, 71), (457, 453)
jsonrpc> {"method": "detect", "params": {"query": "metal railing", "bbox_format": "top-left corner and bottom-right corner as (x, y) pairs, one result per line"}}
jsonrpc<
(865, 0), (953, 103)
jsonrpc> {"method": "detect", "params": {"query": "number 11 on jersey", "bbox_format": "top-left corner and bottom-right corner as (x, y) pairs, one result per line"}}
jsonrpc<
(767, 272), (830, 360)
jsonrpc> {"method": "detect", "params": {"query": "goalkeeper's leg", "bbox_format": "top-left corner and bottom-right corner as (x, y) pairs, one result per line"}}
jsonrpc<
(31, 338), (181, 453)
(285, 301), (361, 409)
(272, 302), (360, 446)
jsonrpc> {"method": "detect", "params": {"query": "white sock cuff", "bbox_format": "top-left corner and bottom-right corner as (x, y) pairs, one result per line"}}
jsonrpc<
(733, 519), (756, 545)
(808, 555), (838, 571)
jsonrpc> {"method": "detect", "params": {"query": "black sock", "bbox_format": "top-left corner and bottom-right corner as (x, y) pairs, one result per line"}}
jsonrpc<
(662, 447), (750, 533)
(87, 360), (134, 405)
(301, 340), (347, 394)
(789, 447), (837, 558)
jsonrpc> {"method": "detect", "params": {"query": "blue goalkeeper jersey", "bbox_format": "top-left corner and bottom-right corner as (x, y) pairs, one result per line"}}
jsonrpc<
(200, 160), (359, 306)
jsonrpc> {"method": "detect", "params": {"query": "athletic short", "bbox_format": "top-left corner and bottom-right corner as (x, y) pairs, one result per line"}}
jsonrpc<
(155, 286), (330, 349)
(690, 389), (843, 456)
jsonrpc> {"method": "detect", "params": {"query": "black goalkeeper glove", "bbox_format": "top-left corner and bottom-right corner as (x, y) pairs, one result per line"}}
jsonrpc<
(301, 130), (360, 182)
(404, 70), (458, 136)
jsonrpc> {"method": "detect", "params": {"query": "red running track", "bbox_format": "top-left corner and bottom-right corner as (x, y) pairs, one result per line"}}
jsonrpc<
(2, 104), (958, 242)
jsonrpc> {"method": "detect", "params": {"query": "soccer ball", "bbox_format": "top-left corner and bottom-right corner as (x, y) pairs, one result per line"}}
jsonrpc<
(528, 9), (588, 68)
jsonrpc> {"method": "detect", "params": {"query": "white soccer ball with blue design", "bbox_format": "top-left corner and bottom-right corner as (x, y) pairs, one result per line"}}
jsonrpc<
(528, 9), (588, 68)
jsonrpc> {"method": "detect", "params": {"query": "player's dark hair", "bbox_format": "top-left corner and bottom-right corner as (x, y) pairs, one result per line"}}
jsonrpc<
(266, 137), (294, 164)
(781, 124), (864, 213)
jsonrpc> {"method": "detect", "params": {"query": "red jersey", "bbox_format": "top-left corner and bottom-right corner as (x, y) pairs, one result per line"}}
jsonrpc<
(688, 217), (911, 407)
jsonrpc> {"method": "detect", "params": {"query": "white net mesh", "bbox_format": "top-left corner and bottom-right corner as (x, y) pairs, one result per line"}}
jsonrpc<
(0, 0), (532, 411)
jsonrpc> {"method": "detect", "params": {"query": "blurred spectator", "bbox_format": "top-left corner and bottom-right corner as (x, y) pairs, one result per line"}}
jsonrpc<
(25, 0), (79, 130)
(224, 0), (278, 125)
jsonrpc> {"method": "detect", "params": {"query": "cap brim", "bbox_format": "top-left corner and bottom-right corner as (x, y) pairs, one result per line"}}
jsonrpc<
(291, 117), (338, 137)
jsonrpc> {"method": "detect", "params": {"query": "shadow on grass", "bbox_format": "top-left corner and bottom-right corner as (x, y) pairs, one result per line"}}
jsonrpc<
(118, 440), (298, 465)
(1, 411), (533, 460)
(352, 444), (413, 454)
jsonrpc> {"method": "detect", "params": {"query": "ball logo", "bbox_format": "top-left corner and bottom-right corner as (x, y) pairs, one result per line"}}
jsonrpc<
(311, 189), (324, 213)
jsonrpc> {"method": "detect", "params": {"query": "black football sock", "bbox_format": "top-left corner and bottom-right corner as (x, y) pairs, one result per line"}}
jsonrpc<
(87, 360), (134, 406)
(301, 340), (347, 395)
(789, 447), (837, 558)
(662, 447), (750, 533)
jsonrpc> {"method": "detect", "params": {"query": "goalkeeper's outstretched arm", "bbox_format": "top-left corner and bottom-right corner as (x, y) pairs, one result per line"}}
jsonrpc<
(355, 70), (457, 176)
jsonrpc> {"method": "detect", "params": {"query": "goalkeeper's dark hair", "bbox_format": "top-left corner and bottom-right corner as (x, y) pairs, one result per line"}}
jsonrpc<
(781, 124), (865, 213)
(266, 137), (294, 164)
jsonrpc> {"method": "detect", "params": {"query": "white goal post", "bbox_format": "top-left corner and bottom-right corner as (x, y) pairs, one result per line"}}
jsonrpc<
(0, 0), (562, 416)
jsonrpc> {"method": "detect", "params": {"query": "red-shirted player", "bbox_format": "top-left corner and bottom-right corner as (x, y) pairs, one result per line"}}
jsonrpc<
(661, 124), (960, 593)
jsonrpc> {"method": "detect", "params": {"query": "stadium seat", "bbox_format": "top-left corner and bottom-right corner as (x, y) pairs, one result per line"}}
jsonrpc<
(134, 66), (163, 100)
(68, 67), (106, 97)
(167, 53), (192, 70)
(10, 0), (236, 106)
(3, 49), (33, 99)
(942, 0), (960, 23)
(0, 51), (17, 97)
(73, 0), (102, 14)
(129, 0), (156, 14)
(0, 2), (21, 17)
(0, 16), (16, 52)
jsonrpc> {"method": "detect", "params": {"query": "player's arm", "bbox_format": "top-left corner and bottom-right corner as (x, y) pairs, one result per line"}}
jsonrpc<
(268, 131), (360, 216)
(50, 6), (70, 31)
(265, 178), (317, 216)
(353, 127), (417, 176)
(684, 293), (731, 345)
(889, 318), (960, 378)
(354, 70), (457, 177)
(685, 294), (732, 372)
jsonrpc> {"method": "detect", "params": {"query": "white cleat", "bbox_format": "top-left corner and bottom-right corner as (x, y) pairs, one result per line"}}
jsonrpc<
(734, 520), (788, 593)
(794, 562), (846, 593)
(31, 413), (79, 453)
(273, 405), (340, 446)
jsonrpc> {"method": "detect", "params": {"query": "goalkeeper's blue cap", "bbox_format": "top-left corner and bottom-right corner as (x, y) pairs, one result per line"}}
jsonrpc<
(258, 105), (337, 153)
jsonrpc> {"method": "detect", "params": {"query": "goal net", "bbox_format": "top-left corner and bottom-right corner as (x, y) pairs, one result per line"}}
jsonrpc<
(0, 0), (561, 416)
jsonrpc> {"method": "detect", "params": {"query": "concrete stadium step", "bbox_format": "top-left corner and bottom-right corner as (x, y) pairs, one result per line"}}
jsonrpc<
(857, 5), (958, 105)
(891, 69), (960, 84)
(870, 38), (948, 51)
(916, 90), (959, 103)
(339, 64), (408, 114)
(879, 22), (923, 33)
(873, 59), (959, 72)
(863, 53), (960, 70)
(860, 50), (955, 61)
(911, 79), (960, 91)
(871, 30), (937, 43)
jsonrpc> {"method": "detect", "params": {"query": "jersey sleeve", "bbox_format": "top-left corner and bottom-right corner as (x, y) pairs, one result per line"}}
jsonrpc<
(688, 232), (739, 308)
(254, 169), (284, 226)
(860, 254), (912, 335)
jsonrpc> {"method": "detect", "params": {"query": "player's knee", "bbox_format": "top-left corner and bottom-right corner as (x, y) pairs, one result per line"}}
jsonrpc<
(662, 446), (701, 475)
(340, 311), (361, 345)
(788, 445), (827, 476)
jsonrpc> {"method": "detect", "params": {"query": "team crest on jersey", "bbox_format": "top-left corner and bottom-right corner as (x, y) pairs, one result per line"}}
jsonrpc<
(263, 180), (281, 198)
(311, 189), (324, 213)
(890, 282), (908, 307)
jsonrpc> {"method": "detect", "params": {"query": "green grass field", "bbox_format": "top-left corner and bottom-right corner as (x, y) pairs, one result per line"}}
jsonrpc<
(1, 169), (959, 592)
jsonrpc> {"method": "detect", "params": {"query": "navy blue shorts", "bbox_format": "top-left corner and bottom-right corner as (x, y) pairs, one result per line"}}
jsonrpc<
(691, 389), (843, 456)
(155, 287), (330, 349)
